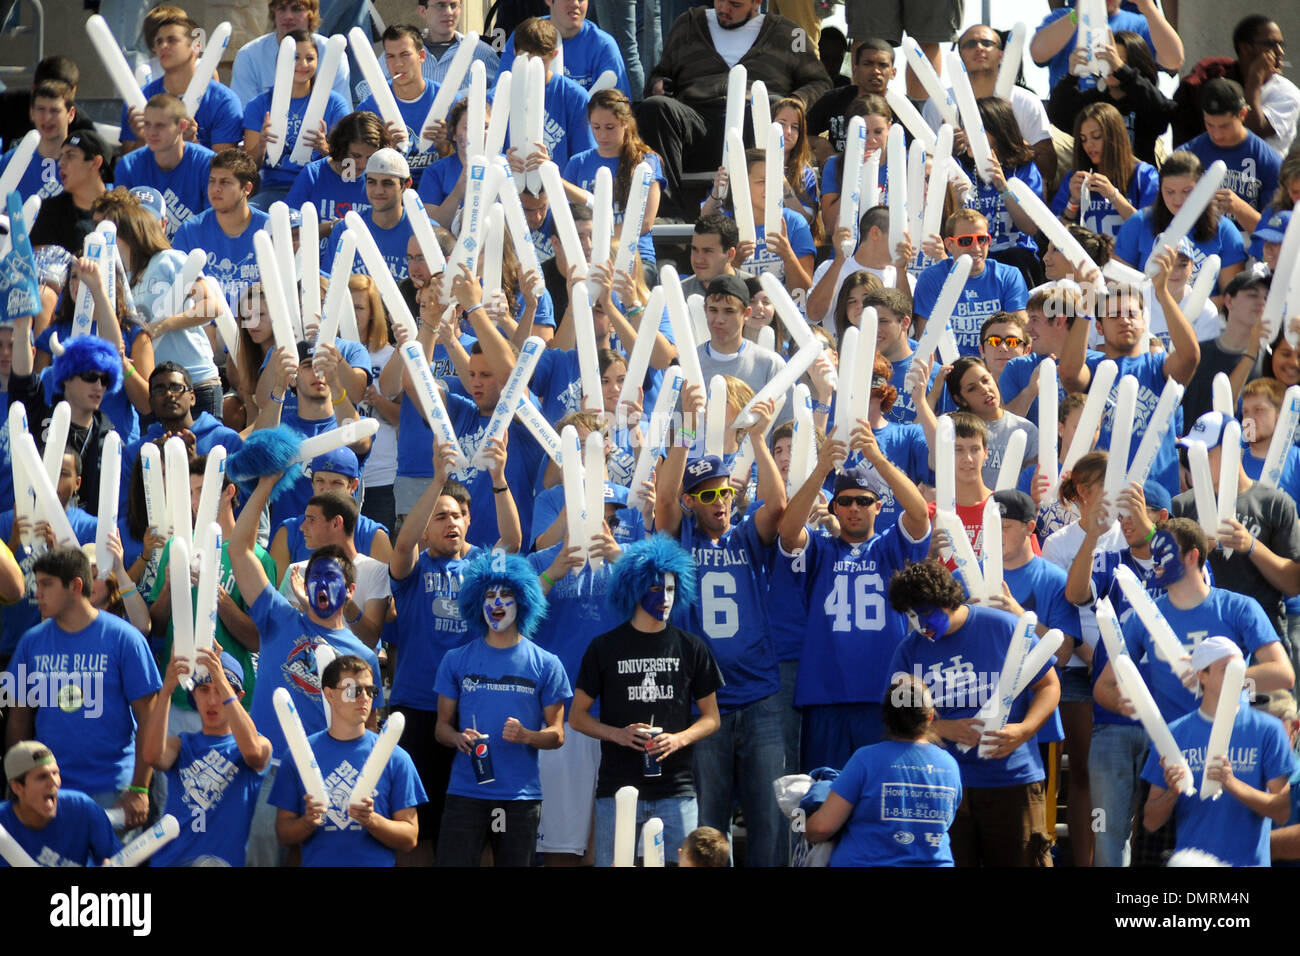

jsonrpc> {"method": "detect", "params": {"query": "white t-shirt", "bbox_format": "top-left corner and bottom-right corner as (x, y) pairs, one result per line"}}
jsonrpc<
(809, 257), (917, 330)
(1042, 518), (1126, 664)
(279, 552), (392, 611)
(706, 10), (764, 68)
(361, 344), (398, 486)
(1261, 73), (1300, 154)
(921, 85), (1052, 146)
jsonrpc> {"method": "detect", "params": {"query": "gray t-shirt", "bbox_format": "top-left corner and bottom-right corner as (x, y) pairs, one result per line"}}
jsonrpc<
(696, 340), (796, 427)
(983, 411), (1039, 490)
(1172, 482), (1300, 634)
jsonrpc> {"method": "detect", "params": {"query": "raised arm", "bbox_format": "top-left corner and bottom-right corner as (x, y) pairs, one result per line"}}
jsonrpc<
(779, 432), (842, 552)
(747, 398), (787, 545)
(655, 381), (704, 537)
(230, 474), (279, 604)
(390, 442), (460, 581)
(1150, 245), (1199, 385)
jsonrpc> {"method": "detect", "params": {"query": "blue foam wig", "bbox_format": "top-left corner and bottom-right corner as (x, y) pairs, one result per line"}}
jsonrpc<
(606, 534), (698, 625)
(224, 426), (304, 501)
(456, 551), (547, 641)
(52, 334), (122, 395)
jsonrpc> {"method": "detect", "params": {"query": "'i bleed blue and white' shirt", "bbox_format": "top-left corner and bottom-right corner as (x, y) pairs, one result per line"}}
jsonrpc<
(911, 257), (1029, 357)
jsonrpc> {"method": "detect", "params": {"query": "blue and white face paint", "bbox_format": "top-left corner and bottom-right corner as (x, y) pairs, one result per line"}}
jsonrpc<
(639, 572), (676, 621)
(1149, 529), (1186, 587)
(306, 559), (349, 618)
(906, 606), (949, 642)
(484, 586), (517, 632)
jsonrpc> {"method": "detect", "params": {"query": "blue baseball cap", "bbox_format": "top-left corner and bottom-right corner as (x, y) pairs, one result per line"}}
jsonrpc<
(603, 481), (629, 504)
(683, 454), (730, 493)
(1253, 210), (1291, 244)
(1142, 480), (1172, 513)
(129, 185), (166, 222)
(1177, 411), (1231, 450)
(309, 447), (361, 479)
(193, 651), (246, 692)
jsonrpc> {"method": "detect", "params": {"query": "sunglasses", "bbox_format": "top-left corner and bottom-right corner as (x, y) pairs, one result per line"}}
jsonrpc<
(689, 487), (735, 505)
(948, 234), (991, 248)
(76, 372), (112, 386)
(149, 382), (191, 396)
(960, 37), (1000, 50)
(983, 335), (1026, 349)
(337, 683), (380, 701)
(834, 494), (879, 509)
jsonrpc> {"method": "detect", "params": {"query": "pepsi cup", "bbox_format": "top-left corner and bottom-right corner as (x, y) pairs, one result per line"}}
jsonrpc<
(641, 727), (663, 777)
(471, 734), (495, 784)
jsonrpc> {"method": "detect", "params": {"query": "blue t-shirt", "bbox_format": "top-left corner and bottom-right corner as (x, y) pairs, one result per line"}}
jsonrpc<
(961, 156), (1044, 252)
(495, 72), (596, 172)
(245, 585), (383, 757)
(0, 506), (98, 656)
(782, 522), (930, 707)
(121, 410), (244, 512)
(416, 152), (464, 208)
(358, 80), (442, 184)
(1004, 557), (1082, 642)
(889, 604), (1053, 788)
(286, 156), (371, 227)
(828, 740), (962, 866)
(243, 88), (349, 191)
(152, 731), (266, 867)
(1140, 702), (1297, 866)
(0, 789), (119, 866)
(323, 207), (413, 280)
(267, 411), (343, 531)
(1086, 349), (1180, 495)
(1034, 6), (1157, 89)
(885, 341), (938, 426)
(851, 423), (931, 535)
(270, 727), (425, 866)
(275, 512), (385, 566)
(1114, 207), (1246, 293)
(912, 258), (1029, 357)
(1178, 131), (1282, 215)
(434, 637), (571, 800)
(387, 547), (485, 710)
(500, 19), (629, 95)
(171, 205), (271, 311)
(121, 77), (244, 150)
(7, 612), (162, 794)
(1049, 161), (1160, 239)
(1121, 587), (1278, 721)
(563, 149), (666, 266)
(113, 144), (214, 237)
(679, 511), (780, 712)
(527, 545), (622, 692)
(0, 145), (61, 201)
(739, 207), (816, 288)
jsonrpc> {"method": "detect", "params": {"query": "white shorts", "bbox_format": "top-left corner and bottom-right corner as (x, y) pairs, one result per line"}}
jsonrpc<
(536, 722), (601, 855)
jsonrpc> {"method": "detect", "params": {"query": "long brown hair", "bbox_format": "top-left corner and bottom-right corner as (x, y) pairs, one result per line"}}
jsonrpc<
(91, 187), (171, 284)
(1073, 102), (1138, 194)
(773, 97), (822, 244)
(586, 89), (656, 209)
(1059, 450), (1107, 504)
(346, 274), (393, 352)
(1153, 151), (1218, 241)
(977, 96), (1035, 169)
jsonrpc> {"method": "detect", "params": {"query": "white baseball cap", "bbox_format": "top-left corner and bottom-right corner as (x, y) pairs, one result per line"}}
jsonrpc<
(1190, 636), (1243, 672)
(365, 147), (410, 180)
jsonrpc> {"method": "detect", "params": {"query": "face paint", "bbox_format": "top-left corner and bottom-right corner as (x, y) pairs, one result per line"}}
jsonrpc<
(906, 605), (949, 641)
(1148, 529), (1186, 587)
(306, 559), (349, 618)
(639, 572), (676, 621)
(484, 586), (517, 632)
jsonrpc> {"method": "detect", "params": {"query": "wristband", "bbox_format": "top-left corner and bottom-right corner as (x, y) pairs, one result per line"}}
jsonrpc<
(222, 696), (237, 707)
(123, 362), (134, 378)
(493, 485), (509, 493)
(812, 400), (832, 413)
(120, 585), (138, 598)
(333, 388), (349, 406)
(540, 570), (556, 587)
(625, 305), (645, 318)
(128, 785), (149, 795)
(1249, 535), (1257, 555)
(465, 303), (484, 317)
(270, 390), (285, 404)
(1142, 525), (1157, 544)
(679, 427), (697, 440)
(999, 188), (1015, 203)
(1069, 9), (1078, 24)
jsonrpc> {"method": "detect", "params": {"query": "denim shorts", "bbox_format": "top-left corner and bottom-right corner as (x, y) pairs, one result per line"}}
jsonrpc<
(1058, 666), (1093, 704)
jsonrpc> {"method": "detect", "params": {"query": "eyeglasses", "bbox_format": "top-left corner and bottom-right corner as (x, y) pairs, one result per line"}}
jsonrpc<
(834, 494), (879, 509)
(76, 372), (111, 386)
(960, 37), (1000, 50)
(688, 487), (735, 505)
(948, 234), (991, 248)
(337, 683), (380, 701)
(149, 382), (191, 396)
(983, 335), (1026, 349)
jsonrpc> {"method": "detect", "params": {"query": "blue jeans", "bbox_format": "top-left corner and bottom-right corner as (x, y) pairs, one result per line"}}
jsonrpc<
(692, 693), (788, 867)
(777, 659), (801, 776)
(592, 0), (662, 100)
(594, 793), (696, 866)
(1088, 722), (1148, 867)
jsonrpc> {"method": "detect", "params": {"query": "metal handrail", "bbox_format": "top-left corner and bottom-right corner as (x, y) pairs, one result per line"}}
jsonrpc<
(0, 0), (43, 78)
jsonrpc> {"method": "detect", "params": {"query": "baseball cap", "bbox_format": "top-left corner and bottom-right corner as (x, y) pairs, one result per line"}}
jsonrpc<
(1190, 635), (1243, 671)
(4, 740), (54, 782)
(1253, 209), (1291, 244)
(1142, 480), (1172, 513)
(365, 147), (410, 180)
(705, 274), (750, 307)
(1224, 270), (1270, 297)
(1200, 77), (1247, 115)
(992, 489), (1036, 523)
(603, 481), (629, 504)
(832, 472), (879, 500)
(129, 185), (167, 221)
(64, 129), (111, 167)
(295, 340), (315, 363)
(683, 454), (731, 492)
(309, 447), (361, 479)
(193, 651), (246, 692)
(1177, 411), (1231, 450)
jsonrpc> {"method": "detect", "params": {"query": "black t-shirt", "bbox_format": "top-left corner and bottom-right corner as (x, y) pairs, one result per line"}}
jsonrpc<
(1180, 337), (1264, 424)
(29, 192), (97, 257)
(576, 620), (724, 799)
(806, 86), (861, 153)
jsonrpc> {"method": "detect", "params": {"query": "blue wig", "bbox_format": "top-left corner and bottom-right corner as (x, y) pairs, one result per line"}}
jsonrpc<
(224, 426), (304, 502)
(606, 534), (698, 624)
(52, 335), (122, 395)
(456, 551), (547, 641)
